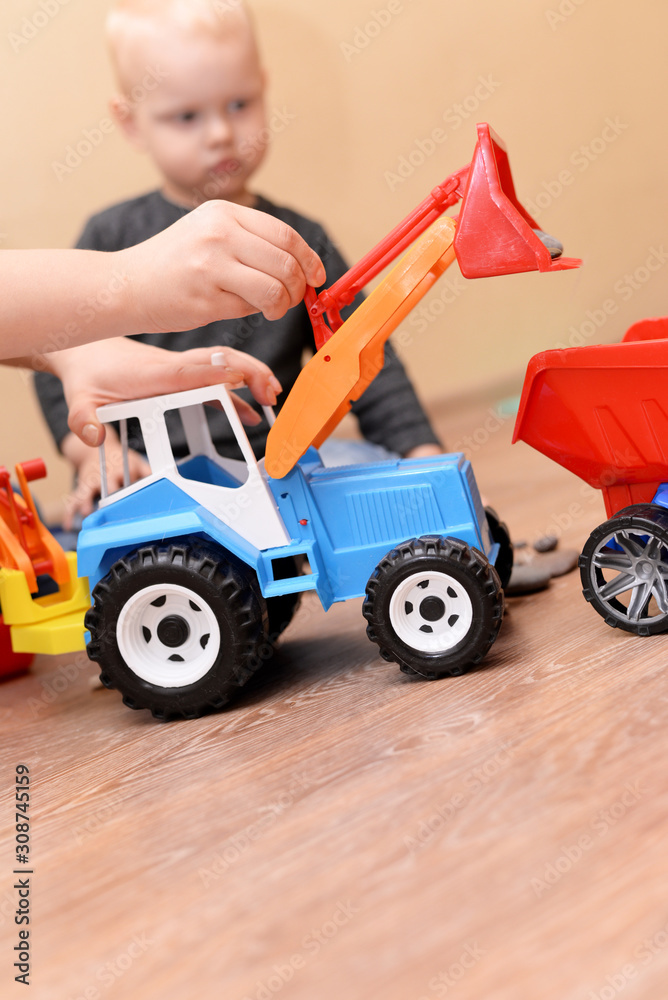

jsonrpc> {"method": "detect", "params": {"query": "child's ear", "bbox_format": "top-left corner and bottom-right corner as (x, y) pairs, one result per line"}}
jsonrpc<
(109, 93), (147, 151)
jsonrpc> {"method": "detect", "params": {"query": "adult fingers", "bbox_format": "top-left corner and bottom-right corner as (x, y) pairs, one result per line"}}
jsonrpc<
(223, 203), (326, 290)
(66, 360), (261, 444)
(208, 347), (282, 405)
(210, 210), (326, 320)
(213, 245), (302, 321)
(228, 392), (262, 426)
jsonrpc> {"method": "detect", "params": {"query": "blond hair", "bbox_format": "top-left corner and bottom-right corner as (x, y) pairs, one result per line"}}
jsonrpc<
(106, 0), (256, 92)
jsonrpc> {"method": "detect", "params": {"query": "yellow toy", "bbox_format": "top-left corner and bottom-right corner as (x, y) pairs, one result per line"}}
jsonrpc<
(0, 460), (88, 665)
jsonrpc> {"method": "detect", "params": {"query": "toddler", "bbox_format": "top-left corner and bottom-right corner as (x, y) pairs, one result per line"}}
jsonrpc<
(34, 0), (441, 519)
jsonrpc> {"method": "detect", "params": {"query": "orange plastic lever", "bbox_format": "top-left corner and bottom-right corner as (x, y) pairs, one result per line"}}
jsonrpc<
(265, 218), (457, 479)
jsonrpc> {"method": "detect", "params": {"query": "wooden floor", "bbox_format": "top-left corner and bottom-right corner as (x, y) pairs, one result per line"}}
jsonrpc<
(3, 402), (668, 1000)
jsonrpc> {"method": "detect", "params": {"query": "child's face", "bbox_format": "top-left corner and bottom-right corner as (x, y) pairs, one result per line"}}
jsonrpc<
(119, 25), (267, 207)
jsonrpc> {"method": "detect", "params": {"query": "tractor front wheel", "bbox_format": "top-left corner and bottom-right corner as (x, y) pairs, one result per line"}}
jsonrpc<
(363, 535), (504, 678)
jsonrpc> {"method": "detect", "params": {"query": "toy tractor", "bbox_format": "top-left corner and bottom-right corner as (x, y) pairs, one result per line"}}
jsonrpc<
(69, 124), (579, 719)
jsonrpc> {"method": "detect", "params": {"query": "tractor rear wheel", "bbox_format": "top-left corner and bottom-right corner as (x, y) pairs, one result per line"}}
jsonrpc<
(85, 543), (266, 720)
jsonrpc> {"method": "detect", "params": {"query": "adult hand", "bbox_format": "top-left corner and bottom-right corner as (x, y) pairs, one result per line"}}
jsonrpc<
(49, 339), (282, 446)
(124, 199), (327, 332)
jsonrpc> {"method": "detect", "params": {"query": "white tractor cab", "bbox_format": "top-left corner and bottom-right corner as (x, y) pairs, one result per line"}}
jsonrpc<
(77, 381), (509, 720)
(92, 381), (290, 551)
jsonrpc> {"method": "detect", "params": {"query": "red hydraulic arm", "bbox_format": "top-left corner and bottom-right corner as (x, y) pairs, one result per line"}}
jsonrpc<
(265, 123), (582, 478)
(306, 166), (468, 348)
(305, 123), (581, 350)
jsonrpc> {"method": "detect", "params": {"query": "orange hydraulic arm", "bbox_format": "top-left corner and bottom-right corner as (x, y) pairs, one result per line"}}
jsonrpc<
(265, 217), (458, 479)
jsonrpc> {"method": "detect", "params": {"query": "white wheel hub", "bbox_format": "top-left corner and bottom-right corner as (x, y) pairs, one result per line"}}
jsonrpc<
(117, 583), (221, 686)
(388, 570), (473, 653)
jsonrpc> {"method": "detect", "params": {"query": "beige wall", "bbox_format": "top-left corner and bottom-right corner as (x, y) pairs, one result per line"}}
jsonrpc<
(2, 0), (668, 510)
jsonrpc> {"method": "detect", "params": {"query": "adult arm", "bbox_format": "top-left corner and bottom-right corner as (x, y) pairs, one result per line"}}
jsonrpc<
(0, 199), (325, 362)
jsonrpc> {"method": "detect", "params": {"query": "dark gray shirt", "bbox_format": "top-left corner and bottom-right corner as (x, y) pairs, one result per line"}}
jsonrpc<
(33, 191), (440, 460)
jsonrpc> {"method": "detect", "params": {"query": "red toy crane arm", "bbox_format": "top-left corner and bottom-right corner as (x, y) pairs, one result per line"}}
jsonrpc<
(306, 166), (469, 347)
(305, 123), (581, 351)
(267, 124), (582, 479)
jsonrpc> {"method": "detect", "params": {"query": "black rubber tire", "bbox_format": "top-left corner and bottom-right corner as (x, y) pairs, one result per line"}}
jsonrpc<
(579, 503), (668, 636)
(363, 535), (504, 678)
(85, 542), (267, 720)
(485, 506), (514, 591)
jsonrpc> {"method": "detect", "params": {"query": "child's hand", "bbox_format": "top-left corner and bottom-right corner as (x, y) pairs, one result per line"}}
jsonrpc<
(123, 200), (327, 332)
(49, 340), (283, 446)
(61, 429), (150, 527)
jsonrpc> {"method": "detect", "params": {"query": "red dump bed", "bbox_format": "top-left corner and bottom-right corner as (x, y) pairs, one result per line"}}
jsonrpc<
(513, 328), (668, 516)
